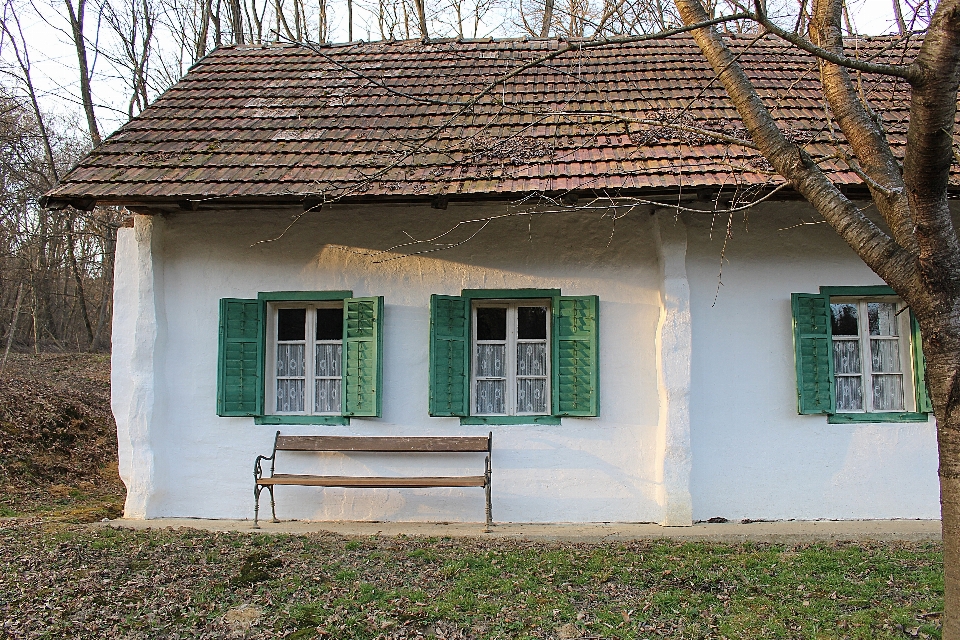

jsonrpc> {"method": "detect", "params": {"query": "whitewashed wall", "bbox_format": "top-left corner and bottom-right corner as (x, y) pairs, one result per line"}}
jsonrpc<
(685, 202), (940, 521)
(112, 201), (941, 523)
(115, 204), (666, 522)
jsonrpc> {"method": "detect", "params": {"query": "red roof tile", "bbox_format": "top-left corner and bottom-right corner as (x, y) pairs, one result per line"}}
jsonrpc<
(45, 33), (937, 206)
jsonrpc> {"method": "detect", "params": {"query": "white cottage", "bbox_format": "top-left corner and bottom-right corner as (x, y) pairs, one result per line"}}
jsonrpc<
(43, 34), (942, 525)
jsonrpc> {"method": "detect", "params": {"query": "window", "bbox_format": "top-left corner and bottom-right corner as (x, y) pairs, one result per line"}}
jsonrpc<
(217, 292), (383, 423)
(830, 298), (912, 413)
(429, 290), (599, 424)
(473, 301), (550, 416)
(270, 304), (344, 415)
(792, 286), (931, 423)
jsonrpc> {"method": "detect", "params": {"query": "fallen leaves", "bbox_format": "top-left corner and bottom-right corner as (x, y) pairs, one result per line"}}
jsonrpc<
(0, 353), (122, 519)
(0, 521), (945, 639)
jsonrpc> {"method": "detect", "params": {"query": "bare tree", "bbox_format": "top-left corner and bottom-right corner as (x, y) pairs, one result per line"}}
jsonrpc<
(228, 0), (243, 41)
(154, 0), (209, 89)
(375, 0), (404, 38)
(347, 0), (352, 39)
(318, 0), (328, 40)
(0, 82), (107, 354)
(435, 0), (498, 36)
(671, 0), (960, 633)
(63, 0), (102, 146)
(197, 0), (212, 54)
(414, 0), (427, 35)
(102, 0), (157, 118)
(540, 0), (553, 34)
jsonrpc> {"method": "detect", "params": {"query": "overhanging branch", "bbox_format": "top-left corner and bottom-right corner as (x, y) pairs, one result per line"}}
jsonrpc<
(675, 0), (921, 295)
(753, 0), (921, 82)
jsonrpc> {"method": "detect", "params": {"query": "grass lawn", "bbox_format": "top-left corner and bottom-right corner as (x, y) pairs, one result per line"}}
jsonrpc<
(0, 354), (943, 638)
(0, 519), (943, 639)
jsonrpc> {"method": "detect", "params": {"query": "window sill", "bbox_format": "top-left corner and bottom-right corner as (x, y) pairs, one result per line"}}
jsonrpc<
(256, 415), (351, 425)
(460, 415), (561, 425)
(828, 412), (930, 424)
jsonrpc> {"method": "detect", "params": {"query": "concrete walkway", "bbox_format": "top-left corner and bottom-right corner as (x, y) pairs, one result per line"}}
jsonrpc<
(104, 518), (942, 543)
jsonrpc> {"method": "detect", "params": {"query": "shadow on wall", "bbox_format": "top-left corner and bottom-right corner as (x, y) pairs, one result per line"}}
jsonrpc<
(162, 204), (661, 281)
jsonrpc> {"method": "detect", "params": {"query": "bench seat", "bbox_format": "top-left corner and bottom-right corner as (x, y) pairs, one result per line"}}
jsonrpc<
(258, 474), (487, 488)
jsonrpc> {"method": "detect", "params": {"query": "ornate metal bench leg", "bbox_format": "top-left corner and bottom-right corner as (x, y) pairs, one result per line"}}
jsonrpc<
(253, 485), (261, 529)
(484, 483), (493, 532)
(484, 454), (493, 532)
(269, 486), (279, 523)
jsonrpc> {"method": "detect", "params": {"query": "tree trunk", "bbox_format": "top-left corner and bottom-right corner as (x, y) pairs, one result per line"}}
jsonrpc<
(92, 219), (117, 351)
(67, 215), (94, 347)
(415, 0), (428, 38)
(64, 0), (102, 147)
(917, 309), (960, 638)
(1, 282), (24, 374)
(541, 0), (555, 37)
(230, 0), (244, 43)
(674, 0), (960, 634)
(196, 0), (212, 58)
(212, 0), (223, 47)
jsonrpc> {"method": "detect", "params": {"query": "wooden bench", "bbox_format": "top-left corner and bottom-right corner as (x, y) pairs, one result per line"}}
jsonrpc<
(253, 432), (493, 528)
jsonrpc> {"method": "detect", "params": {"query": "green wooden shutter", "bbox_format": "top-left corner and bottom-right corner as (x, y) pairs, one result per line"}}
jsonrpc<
(911, 312), (933, 413)
(792, 293), (834, 414)
(429, 295), (469, 417)
(553, 295), (599, 417)
(342, 297), (383, 417)
(217, 298), (264, 416)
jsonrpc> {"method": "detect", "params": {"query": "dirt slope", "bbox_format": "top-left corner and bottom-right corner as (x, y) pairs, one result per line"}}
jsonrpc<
(0, 353), (123, 520)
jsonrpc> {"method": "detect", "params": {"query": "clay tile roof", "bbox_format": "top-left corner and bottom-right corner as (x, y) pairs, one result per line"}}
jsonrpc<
(44, 33), (928, 207)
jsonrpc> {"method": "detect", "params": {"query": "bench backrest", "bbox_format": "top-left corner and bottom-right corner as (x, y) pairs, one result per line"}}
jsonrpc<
(274, 434), (491, 453)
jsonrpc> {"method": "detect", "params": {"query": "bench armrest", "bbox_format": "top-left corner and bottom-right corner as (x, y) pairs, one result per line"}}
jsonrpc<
(253, 430), (281, 481)
(253, 453), (275, 481)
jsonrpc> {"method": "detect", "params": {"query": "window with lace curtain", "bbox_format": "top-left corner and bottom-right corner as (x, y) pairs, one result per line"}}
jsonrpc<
(429, 290), (598, 423)
(218, 292), (383, 423)
(269, 303), (344, 415)
(792, 286), (931, 423)
(472, 300), (550, 416)
(830, 298), (915, 414)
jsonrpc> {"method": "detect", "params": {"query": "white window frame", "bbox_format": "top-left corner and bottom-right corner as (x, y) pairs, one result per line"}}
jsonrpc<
(830, 296), (916, 414)
(470, 299), (551, 416)
(265, 301), (343, 416)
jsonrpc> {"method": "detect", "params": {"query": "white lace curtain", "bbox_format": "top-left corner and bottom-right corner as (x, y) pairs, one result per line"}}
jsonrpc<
(475, 342), (547, 414)
(832, 301), (904, 412)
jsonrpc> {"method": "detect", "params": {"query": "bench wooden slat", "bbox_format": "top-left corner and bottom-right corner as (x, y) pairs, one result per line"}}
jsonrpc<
(274, 435), (490, 453)
(258, 474), (487, 488)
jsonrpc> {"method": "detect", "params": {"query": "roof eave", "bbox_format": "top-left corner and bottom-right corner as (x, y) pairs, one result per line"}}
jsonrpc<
(42, 183), (895, 214)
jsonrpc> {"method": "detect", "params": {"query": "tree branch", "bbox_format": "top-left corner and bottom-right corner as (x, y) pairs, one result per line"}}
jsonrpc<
(675, 0), (921, 296)
(753, 3), (921, 82)
(809, 0), (917, 254)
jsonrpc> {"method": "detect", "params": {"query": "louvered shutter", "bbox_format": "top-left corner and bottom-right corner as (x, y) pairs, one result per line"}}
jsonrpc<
(217, 298), (263, 416)
(429, 295), (470, 417)
(342, 297), (383, 417)
(553, 295), (599, 417)
(792, 293), (835, 414)
(911, 313), (933, 413)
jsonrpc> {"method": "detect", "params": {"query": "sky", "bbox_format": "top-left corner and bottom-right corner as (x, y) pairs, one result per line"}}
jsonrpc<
(9, 0), (910, 140)
(846, 0), (906, 33)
